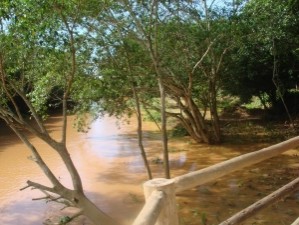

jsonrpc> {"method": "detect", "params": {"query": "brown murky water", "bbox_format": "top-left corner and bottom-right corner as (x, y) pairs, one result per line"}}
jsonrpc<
(0, 116), (299, 225)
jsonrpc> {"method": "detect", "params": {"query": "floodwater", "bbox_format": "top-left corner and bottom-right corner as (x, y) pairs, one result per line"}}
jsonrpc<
(0, 116), (299, 225)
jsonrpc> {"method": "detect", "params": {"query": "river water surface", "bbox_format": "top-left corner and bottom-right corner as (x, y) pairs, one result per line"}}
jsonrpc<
(0, 116), (299, 225)
(0, 116), (150, 225)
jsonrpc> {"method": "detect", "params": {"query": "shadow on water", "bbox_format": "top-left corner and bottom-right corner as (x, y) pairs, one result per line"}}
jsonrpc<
(85, 190), (144, 225)
(0, 115), (64, 151)
(0, 201), (44, 225)
(0, 188), (143, 225)
(0, 121), (21, 149)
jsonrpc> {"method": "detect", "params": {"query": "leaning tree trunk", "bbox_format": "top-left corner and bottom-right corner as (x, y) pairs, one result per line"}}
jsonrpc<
(174, 94), (210, 144)
(162, 81), (211, 144)
(9, 120), (121, 225)
(209, 79), (221, 143)
(73, 193), (119, 225)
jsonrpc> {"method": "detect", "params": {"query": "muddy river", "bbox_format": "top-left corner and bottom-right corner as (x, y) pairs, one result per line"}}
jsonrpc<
(0, 116), (298, 225)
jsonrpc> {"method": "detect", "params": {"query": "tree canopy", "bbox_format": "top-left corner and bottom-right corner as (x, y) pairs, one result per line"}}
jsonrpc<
(223, 0), (299, 115)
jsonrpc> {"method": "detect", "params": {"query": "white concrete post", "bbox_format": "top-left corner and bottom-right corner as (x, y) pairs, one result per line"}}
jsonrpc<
(143, 178), (179, 225)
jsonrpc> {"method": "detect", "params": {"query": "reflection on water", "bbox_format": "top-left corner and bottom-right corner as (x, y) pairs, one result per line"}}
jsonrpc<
(0, 116), (299, 225)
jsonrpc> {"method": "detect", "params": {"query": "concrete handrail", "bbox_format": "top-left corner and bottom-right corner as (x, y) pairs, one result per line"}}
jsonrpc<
(132, 136), (299, 225)
(132, 190), (164, 225)
(219, 176), (299, 225)
(290, 216), (299, 225)
(132, 178), (179, 225)
(174, 136), (299, 193)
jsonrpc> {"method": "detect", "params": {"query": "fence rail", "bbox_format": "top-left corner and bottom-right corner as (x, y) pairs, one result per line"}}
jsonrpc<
(291, 216), (299, 225)
(219, 176), (299, 225)
(132, 190), (164, 225)
(132, 136), (299, 225)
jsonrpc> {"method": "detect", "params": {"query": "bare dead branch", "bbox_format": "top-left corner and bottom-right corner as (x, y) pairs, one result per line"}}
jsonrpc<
(26, 180), (55, 193)
(20, 185), (31, 191)
(33, 196), (49, 201)
(50, 196), (63, 202)
(38, 190), (74, 207)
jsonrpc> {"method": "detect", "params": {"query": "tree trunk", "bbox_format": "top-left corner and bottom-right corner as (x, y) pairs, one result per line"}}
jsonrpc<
(76, 193), (121, 225)
(10, 123), (120, 225)
(132, 84), (153, 180)
(209, 80), (221, 143)
(181, 95), (210, 143)
(56, 143), (84, 192)
(158, 77), (171, 179)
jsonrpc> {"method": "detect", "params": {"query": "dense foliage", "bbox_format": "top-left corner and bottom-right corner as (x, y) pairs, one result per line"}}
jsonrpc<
(223, 0), (299, 116)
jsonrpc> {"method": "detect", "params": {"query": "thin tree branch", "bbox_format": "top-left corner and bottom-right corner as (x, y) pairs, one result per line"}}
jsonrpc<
(216, 48), (228, 74)
(53, 3), (77, 145)
(192, 37), (218, 74)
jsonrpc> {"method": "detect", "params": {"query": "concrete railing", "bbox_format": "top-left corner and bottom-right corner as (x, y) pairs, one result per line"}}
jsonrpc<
(132, 136), (299, 225)
(132, 179), (178, 225)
